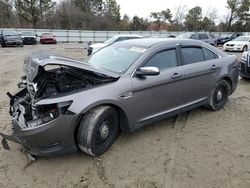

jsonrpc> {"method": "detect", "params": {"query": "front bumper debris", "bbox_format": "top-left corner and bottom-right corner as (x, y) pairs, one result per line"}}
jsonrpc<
(0, 91), (78, 156)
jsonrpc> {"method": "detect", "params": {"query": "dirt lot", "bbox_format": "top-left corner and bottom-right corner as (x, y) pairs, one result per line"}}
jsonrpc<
(0, 44), (250, 188)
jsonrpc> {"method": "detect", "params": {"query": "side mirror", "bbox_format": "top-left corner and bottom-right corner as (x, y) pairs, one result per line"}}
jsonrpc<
(135, 67), (160, 77)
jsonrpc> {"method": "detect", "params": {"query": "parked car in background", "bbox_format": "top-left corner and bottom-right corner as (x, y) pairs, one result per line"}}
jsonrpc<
(40, 33), (57, 44)
(0, 30), (23, 47)
(223, 36), (250, 52)
(0, 38), (239, 158)
(22, 31), (37, 45)
(87, 34), (143, 55)
(240, 51), (250, 78)
(217, 33), (243, 45)
(176, 32), (217, 46)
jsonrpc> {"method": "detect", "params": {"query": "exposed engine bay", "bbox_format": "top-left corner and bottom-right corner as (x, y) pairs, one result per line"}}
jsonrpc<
(9, 51), (118, 130)
(19, 66), (110, 99)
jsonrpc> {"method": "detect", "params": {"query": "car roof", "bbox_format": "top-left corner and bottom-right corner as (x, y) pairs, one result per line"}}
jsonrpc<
(113, 34), (143, 38)
(119, 37), (207, 48)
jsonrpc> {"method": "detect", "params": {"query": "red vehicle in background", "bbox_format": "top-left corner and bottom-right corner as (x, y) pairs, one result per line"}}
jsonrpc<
(40, 33), (57, 44)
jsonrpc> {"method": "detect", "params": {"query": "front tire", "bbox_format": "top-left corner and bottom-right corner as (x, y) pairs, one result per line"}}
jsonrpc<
(207, 80), (230, 111)
(77, 106), (119, 156)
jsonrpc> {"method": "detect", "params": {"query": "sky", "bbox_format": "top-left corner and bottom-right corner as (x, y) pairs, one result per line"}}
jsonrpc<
(116, 0), (229, 22)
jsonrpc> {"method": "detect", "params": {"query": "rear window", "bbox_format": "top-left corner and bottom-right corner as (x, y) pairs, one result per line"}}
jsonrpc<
(181, 47), (204, 65)
(203, 47), (219, 60)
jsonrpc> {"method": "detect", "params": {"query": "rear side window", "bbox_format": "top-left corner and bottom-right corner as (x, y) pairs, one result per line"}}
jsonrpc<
(191, 34), (198, 39)
(145, 49), (177, 71)
(198, 34), (209, 39)
(181, 47), (204, 65)
(203, 48), (219, 60)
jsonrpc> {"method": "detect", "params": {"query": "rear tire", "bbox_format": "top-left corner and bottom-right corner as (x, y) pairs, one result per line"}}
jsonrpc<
(77, 106), (119, 156)
(207, 80), (230, 111)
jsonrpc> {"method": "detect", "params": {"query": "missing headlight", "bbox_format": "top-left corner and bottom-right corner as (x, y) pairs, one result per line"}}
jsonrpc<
(26, 101), (73, 129)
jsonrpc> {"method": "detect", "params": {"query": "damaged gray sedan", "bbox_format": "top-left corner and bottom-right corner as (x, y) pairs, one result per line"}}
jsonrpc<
(0, 38), (239, 158)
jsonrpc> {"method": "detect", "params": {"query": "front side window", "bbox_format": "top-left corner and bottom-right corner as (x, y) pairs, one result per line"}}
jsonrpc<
(182, 47), (204, 65)
(144, 49), (177, 71)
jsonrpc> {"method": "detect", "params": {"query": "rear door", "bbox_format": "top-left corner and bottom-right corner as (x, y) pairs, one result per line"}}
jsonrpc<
(131, 46), (184, 126)
(180, 45), (221, 105)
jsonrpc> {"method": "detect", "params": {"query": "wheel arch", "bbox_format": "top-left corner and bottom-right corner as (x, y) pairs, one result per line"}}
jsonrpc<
(73, 103), (130, 147)
(219, 76), (233, 94)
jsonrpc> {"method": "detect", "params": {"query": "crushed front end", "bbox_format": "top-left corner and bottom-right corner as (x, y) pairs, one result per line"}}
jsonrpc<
(0, 51), (118, 156)
(1, 89), (78, 156)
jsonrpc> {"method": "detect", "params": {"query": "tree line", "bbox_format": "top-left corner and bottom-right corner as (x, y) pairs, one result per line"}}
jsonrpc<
(0, 0), (249, 32)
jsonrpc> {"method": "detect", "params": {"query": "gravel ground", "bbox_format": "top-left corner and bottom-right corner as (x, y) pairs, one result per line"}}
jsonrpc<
(0, 44), (250, 188)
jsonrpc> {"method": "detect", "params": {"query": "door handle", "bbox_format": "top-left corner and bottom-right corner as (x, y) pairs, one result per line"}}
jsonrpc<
(171, 73), (182, 79)
(211, 65), (217, 70)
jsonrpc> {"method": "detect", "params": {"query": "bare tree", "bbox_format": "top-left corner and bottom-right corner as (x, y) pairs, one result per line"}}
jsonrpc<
(173, 4), (187, 31)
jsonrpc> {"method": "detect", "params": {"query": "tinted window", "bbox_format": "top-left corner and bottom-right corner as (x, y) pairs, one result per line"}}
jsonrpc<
(182, 47), (204, 65)
(145, 49), (177, 71)
(191, 34), (198, 39)
(203, 48), (218, 60)
(198, 34), (209, 39)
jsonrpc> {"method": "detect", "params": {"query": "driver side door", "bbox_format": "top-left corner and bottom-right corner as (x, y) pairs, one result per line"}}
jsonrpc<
(131, 46), (185, 128)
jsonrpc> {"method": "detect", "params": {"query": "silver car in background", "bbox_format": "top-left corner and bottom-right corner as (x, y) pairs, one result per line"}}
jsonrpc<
(177, 32), (217, 46)
(0, 38), (239, 158)
(87, 34), (143, 55)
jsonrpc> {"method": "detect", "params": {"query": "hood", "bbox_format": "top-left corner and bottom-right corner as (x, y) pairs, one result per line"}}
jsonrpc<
(23, 51), (120, 82)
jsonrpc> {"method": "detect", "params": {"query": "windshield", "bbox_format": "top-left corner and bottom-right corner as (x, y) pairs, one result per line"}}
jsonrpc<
(233, 36), (249, 42)
(104, 36), (118, 45)
(176, 33), (192, 39)
(87, 44), (146, 74)
(2, 30), (18, 36)
(22, 32), (35, 36)
(42, 33), (52, 36)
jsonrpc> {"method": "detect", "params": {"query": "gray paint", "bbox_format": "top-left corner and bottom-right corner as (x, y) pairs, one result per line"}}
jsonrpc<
(0, 38), (239, 156)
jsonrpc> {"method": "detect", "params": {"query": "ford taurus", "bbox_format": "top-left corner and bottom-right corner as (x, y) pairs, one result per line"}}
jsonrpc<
(0, 38), (239, 158)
